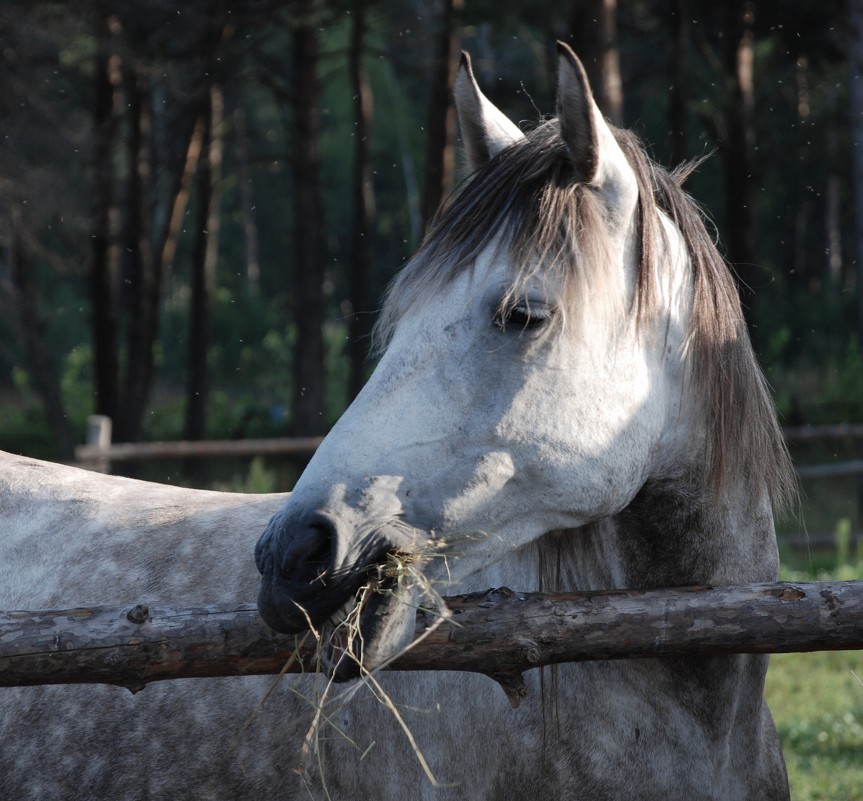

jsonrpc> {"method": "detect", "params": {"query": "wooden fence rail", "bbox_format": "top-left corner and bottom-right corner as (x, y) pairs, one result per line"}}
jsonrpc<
(75, 436), (324, 464)
(74, 415), (322, 468)
(2, 581), (862, 704)
(783, 424), (863, 442)
(74, 417), (863, 478)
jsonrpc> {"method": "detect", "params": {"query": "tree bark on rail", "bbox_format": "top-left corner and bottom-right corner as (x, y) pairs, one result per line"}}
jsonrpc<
(1, 582), (861, 702)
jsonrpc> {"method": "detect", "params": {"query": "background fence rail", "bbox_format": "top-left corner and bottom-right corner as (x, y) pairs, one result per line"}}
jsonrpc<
(74, 416), (863, 478)
(74, 415), (322, 468)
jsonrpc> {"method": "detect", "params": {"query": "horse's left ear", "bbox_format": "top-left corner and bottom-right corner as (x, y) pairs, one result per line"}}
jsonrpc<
(556, 42), (637, 211)
(455, 51), (525, 172)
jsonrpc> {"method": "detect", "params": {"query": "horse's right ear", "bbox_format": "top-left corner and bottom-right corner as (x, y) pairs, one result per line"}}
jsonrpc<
(454, 51), (524, 172)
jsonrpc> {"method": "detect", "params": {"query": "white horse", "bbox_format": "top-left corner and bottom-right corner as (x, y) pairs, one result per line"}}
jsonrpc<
(1, 45), (793, 800)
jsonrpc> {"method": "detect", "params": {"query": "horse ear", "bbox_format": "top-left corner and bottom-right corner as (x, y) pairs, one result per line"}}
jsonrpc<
(555, 43), (599, 182)
(556, 42), (636, 208)
(455, 51), (525, 172)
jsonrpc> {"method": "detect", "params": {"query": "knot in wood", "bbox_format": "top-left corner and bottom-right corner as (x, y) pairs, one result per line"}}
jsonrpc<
(126, 604), (150, 624)
(776, 586), (806, 602)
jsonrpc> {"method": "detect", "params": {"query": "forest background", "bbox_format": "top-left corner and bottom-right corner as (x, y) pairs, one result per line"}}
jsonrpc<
(0, 0), (861, 500)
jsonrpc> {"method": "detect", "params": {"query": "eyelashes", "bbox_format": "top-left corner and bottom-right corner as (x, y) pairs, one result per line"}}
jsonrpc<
(493, 300), (555, 333)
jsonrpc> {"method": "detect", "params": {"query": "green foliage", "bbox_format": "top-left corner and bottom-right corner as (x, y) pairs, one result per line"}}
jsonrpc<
(779, 544), (863, 584)
(209, 457), (282, 494)
(60, 345), (95, 428)
(1, 0), (862, 459)
(0, 347), (94, 459)
(0, 401), (57, 460)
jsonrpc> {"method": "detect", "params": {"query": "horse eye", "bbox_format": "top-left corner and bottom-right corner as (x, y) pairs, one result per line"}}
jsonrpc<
(494, 303), (554, 332)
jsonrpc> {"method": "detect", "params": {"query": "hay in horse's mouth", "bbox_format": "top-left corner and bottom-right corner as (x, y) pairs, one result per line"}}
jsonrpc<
(322, 552), (427, 681)
(291, 551), (449, 790)
(321, 553), (408, 681)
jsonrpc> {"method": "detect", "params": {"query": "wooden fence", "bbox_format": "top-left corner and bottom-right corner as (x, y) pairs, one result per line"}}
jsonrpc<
(74, 415), (322, 470)
(74, 416), (863, 478)
(23, 419), (863, 690)
(2, 581), (862, 696)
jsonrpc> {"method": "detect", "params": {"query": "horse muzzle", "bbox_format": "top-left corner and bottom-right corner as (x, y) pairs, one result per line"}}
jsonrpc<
(254, 506), (423, 678)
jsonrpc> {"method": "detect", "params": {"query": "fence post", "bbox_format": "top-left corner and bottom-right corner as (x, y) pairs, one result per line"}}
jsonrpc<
(85, 415), (113, 473)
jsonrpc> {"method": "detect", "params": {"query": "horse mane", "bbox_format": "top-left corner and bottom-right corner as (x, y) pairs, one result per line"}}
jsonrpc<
(374, 119), (796, 514)
(623, 134), (796, 513)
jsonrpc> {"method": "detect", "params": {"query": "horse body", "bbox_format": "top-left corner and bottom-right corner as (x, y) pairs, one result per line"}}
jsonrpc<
(0, 45), (792, 799)
(0, 456), (782, 800)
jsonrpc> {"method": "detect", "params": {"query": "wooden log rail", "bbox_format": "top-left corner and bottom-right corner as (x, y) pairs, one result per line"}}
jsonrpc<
(72, 416), (863, 478)
(75, 436), (324, 464)
(1, 582), (862, 699)
(74, 413), (323, 468)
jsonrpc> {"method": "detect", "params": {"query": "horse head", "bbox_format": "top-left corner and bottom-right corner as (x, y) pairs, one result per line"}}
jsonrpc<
(254, 44), (792, 679)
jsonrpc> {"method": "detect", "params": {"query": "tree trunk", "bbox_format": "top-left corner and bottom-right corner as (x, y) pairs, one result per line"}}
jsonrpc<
(290, 2), (327, 435)
(789, 55), (811, 294)
(6, 212), (75, 459)
(825, 127), (843, 285)
(347, 0), (376, 400)
(1, 582), (861, 707)
(184, 85), (224, 443)
(850, 0), (863, 332)
(848, 0), (863, 538)
(159, 115), (208, 287)
(421, 0), (462, 229)
(668, 0), (690, 165)
(566, 0), (623, 125)
(116, 66), (155, 443)
(232, 104), (261, 293)
(719, 1), (758, 341)
(114, 71), (209, 445)
(90, 6), (121, 421)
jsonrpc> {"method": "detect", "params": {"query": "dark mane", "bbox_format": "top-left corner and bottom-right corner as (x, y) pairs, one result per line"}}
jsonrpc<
(375, 119), (796, 513)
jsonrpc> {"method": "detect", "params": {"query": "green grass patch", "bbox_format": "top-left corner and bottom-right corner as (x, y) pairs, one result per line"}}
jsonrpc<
(766, 560), (863, 800)
(767, 652), (863, 800)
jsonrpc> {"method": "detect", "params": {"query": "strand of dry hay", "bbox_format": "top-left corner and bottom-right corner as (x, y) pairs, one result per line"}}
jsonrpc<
(231, 550), (455, 799)
(304, 553), (454, 789)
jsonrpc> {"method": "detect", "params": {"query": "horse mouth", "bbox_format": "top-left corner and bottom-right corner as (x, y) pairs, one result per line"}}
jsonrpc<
(258, 551), (425, 681)
(321, 572), (417, 680)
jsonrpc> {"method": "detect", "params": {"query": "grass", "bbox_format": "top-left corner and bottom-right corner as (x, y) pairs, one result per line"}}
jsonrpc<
(765, 554), (863, 800)
(766, 652), (863, 800)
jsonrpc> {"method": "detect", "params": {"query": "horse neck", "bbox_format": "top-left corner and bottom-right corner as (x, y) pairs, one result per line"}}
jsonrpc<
(609, 470), (780, 589)
(485, 467), (780, 595)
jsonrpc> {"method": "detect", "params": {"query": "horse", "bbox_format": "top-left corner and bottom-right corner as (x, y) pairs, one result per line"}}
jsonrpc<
(0, 44), (794, 800)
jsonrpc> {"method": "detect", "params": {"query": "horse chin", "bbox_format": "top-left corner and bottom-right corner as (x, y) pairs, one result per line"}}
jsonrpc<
(323, 580), (420, 681)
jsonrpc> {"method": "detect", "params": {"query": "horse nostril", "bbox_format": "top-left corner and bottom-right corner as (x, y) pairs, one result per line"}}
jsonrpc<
(258, 514), (348, 633)
(291, 522), (333, 585)
(271, 517), (338, 591)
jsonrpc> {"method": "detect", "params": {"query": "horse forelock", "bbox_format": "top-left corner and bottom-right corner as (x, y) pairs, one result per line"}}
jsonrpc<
(373, 120), (618, 350)
(374, 117), (796, 515)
